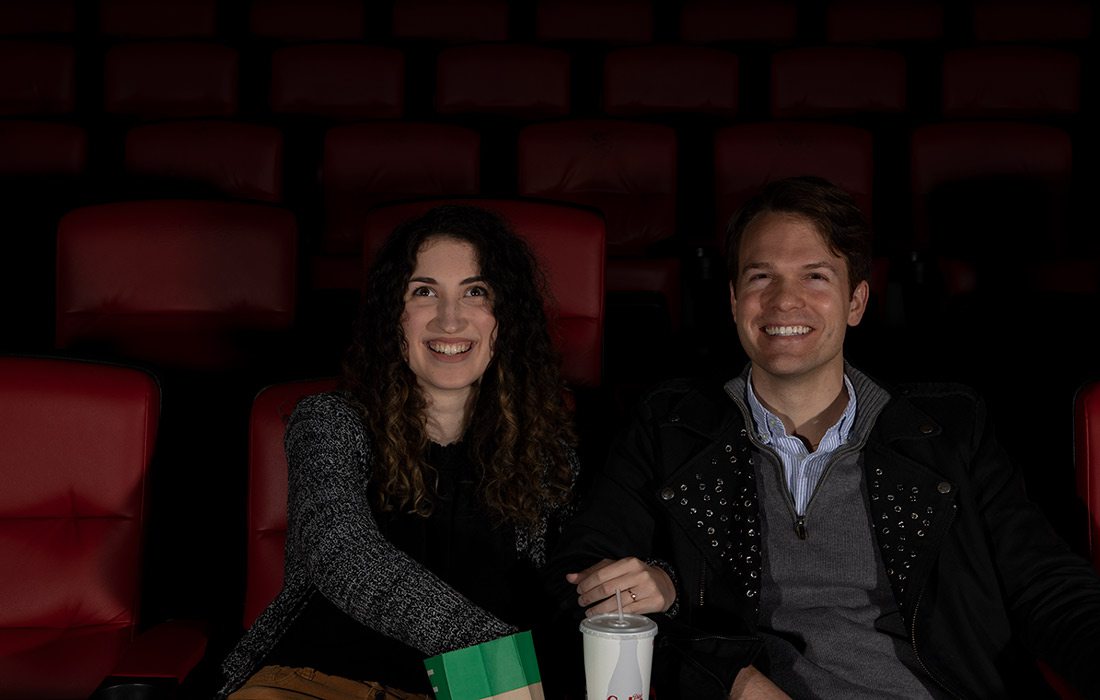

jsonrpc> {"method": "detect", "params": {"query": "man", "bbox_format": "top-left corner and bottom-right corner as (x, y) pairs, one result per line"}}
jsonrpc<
(549, 176), (1100, 699)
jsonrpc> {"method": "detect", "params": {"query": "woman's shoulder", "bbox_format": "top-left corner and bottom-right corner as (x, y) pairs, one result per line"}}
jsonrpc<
(286, 391), (370, 442)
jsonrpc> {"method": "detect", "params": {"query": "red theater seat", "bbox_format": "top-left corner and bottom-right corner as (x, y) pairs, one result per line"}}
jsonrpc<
(825, 0), (944, 43)
(248, 0), (366, 41)
(0, 0), (76, 35)
(269, 44), (404, 119)
(769, 47), (907, 118)
(602, 45), (739, 117)
(243, 377), (338, 628)
(0, 41), (75, 115)
(972, 0), (1093, 42)
(103, 41), (239, 119)
(434, 44), (570, 118)
(312, 122), (481, 289)
(535, 0), (654, 43)
(909, 122), (1072, 253)
(98, 0), (218, 38)
(1076, 380), (1100, 574)
(713, 122), (874, 250)
(124, 120), (284, 203)
(0, 356), (206, 700)
(941, 48), (1081, 118)
(517, 119), (680, 328)
(0, 120), (86, 176)
(678, 0), (798, 44)
(55, 200), (298, 371)
(362, 198), (606, 388)
(391, 0), (510, 42)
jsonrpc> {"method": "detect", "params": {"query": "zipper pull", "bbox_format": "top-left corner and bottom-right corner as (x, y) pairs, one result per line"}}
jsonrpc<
(794, 516), (807, 540)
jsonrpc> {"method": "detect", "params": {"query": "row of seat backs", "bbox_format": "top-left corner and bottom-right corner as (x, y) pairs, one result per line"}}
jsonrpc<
(0, 356), (207, 700)
(1, 0), (1092, 44)
(1, 40), (1085, 121)
(52, 197), (606, 386)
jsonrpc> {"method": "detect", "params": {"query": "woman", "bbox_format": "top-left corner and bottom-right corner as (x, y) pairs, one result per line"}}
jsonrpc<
(218, 205), (579, 699)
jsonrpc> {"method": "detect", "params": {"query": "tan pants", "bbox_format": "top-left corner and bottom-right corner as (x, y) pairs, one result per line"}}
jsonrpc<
(229, 665), (433, 700)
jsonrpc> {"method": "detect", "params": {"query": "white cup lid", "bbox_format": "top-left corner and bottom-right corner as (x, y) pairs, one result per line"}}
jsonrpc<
(580, 613), (658, 639)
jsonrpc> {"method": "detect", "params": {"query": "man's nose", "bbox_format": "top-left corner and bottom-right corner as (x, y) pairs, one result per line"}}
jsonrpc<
(768, 278), (804, 309)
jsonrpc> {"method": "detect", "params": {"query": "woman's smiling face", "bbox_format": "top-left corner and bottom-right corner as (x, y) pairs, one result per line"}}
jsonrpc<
(401, 237), (497, 405)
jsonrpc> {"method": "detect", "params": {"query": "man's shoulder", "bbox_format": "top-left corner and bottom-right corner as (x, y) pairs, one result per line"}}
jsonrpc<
(633, 377), (742, 435)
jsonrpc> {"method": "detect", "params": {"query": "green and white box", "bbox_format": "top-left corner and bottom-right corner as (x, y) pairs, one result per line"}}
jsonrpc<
(424, 630), (545, 700)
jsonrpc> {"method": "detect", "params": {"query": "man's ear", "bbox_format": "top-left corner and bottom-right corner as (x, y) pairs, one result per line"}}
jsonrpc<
(729, 280), (738, 321)
(847, 280), (870, 327)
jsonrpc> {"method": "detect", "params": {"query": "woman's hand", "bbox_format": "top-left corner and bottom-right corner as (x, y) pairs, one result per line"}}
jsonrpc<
(565, 557), (676, 616)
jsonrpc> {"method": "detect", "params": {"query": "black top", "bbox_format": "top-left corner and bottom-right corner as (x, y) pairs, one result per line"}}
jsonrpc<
(266, 441), (549, 693)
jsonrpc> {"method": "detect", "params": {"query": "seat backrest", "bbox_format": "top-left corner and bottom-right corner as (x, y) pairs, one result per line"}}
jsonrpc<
(98, 0), (218, 39)
(321, 122), (481, 256)
(602, 45), (738, 117)
(434, 44), (571, 118)
(769, 47), (907, 118)
(243, 377), (337, 628)
(0, 40), (75, 116)
(971, 0), (1092, 42)
(269, 44), (404, 119)
(103, 41), (239, 120)
(0, 120), (86, 176)
(825, 0), (944, 43)
(248, 0), (366, 42)
(124, 119), (285, 203)
(1076, 380), (1100, 573)
(517, 118), (676, 256)
(362, 198), (606, 387)
(677, 0), (797, 43)
(0, 356), (159, 700)
(392, 0), (510, 42)
(55, 200), (298, 370)
(713, 122), (874, 252)
(0, 0), (76, 35)
(535, 0), (654, 43)
(941, 47), (1081, 119)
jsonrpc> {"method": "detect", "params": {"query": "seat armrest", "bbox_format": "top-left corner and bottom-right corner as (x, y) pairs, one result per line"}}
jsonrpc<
(114, 619), (209, 680)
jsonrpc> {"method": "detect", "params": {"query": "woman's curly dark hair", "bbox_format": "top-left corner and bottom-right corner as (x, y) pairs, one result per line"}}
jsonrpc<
(340, 204), (576, 527)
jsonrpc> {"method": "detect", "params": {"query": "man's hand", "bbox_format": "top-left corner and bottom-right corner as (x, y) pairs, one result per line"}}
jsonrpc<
(729, 665), (790, 699)
(566, 557), (676, 616)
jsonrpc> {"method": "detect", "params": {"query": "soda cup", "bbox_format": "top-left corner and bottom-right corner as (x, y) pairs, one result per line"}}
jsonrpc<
(579, 613), (658, 700)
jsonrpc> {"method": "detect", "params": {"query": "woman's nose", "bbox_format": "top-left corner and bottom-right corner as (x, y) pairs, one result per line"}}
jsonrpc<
(433, 297), (466, 332)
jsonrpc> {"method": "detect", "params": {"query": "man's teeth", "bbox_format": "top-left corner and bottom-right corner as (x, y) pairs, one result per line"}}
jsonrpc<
(428, 341), (472, 356)
(765, 325), (811, 337)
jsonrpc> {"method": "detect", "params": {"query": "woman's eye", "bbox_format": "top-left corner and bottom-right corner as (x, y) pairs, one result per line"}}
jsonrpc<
(465, 285), (489, 297)
(411, 286), (435, 297)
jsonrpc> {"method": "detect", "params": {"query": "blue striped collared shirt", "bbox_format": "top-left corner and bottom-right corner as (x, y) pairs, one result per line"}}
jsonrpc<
(746, 372), (858, 516)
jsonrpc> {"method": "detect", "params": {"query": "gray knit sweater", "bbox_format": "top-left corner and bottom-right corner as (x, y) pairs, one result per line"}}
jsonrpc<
(218, 392), (577, 697)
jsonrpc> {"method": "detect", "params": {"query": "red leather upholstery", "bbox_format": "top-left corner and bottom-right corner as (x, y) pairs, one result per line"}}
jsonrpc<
(103, 41), (239, 119)
(518, 119), (676, 256)
(713, 122), (874, 250)
(362, 198), (606, 387)
(125, 120), (284, 203)
(55, 200), (298, 370)
(535, 0), (654, 43)
(678, 0), (798, 43)
(908, 122), (1072, 250)
(1075, 380), (1100, 573)
(248, 0), (366, 41)
(98, 0), (218, 38)
(972, 0), (1092, 42)
(243, 378), (338, 627)
(0, 0), (76, 35)
(392, 0), (510, 42)
(0, 121), (86, 176)
(825, 0), (944, 43)
(434, 44), (570, 118)
(0, 41), (75, 115)
(770, 47), (907, 118)
(0, 357), (159, 698)
(941, 48), (1081, 118)
(320, 122), (480, 260)
(602, 45), (738, 117)
(269, 44), (404, 119)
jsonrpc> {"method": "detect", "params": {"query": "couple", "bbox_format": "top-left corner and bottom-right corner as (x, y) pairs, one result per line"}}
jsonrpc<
(218, 178), (1100, 700)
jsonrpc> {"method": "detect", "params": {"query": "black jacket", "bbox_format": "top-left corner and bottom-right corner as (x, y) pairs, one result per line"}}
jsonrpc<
(549, 374), (1100, 699)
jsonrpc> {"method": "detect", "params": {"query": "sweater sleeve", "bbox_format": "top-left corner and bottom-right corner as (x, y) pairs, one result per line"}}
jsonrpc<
(285, 393), (516, 656)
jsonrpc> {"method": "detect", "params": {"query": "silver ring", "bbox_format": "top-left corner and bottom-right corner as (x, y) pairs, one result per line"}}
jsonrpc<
(628, 589), (637, 602)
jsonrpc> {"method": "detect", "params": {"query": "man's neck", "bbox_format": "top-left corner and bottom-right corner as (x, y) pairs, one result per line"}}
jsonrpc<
(752, 368), (849, 451)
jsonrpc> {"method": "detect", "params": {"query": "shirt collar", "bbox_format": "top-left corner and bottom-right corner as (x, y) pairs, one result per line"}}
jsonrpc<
(745, 369), (858, 447)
